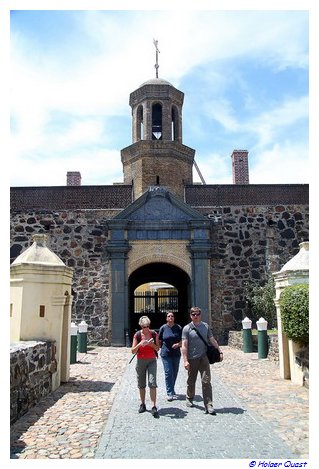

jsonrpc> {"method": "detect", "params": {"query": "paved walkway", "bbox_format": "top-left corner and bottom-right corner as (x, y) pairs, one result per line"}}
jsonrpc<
(10, 346), (309, 460)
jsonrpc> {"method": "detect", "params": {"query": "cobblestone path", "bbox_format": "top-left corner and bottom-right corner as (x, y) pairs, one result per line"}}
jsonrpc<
(10, 346), (309, 460)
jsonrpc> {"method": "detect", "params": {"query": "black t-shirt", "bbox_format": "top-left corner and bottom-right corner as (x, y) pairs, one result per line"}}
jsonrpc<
(158, 323), (182, 357)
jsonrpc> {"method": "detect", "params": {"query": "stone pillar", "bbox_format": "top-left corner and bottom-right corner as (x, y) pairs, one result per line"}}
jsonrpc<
(144, 101), (152, 140)
(52, 292), (73, 384)
(187, 225), (213, 323)
(106, 223), (131, 346)
(273, 292), (290, 379)
(162, 100), (171, 140)
(273, 242), (309, 383)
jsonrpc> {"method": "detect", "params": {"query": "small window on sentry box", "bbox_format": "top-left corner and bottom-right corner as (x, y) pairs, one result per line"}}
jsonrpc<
(39, 305), (45, 317)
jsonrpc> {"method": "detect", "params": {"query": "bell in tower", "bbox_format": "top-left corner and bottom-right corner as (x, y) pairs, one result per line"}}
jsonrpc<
(151, 103), (162, 140)
(121, 42), (195, 200)
(130, 78), (184, 143)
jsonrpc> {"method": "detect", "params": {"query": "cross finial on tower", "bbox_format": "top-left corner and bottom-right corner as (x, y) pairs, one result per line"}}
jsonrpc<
(153, 39), (160, 78)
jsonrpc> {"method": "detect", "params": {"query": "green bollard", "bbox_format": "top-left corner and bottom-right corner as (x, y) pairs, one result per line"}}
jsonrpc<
(257, 317), (268, 359)
(78, 320), (88, 353)
(70, 322), (78, 364)
(242, 317), (253, 353)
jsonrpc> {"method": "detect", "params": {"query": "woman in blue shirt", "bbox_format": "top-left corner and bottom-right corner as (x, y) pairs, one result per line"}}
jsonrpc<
(158, 311), (182, 401)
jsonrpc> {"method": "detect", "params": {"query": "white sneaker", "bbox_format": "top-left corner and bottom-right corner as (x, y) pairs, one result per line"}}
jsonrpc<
(167, 395), (173, 402)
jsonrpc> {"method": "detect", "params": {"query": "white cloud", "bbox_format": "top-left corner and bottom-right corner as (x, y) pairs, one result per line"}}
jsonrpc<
(204, 99), (240, 133)
(250, 96), (308, 149)
(10, 148), (123, 187)
(50, 119), (106, 152)
(250, 142), (309, 184)
(193, 141), (309, 186)
(194, 153), (232, 185)
(10, 10), (308, 186)
(204, 95), (308, 149)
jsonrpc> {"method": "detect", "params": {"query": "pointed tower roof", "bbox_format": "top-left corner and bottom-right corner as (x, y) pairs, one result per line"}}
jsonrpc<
(279, 242), (309, 273)
(12, 234), (65, 266)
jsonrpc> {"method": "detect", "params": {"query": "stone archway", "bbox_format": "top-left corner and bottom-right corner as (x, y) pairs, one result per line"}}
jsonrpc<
(106, 186), (213, 345)
(128, 262), (191, 339)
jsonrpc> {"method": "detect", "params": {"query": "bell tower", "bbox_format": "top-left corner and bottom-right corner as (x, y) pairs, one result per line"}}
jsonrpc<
(121, 50), (195, 200)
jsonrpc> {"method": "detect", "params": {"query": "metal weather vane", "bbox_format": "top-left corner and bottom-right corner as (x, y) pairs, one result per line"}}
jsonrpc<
(153, 39), (160, 78)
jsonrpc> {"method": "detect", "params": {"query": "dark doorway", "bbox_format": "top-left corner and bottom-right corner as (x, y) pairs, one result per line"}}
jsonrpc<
(152, 103), (162, 140)
(134, 287), (178, 316)
(128, 262), (191, 339)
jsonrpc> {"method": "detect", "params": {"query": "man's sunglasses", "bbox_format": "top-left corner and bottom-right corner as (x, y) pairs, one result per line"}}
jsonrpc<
(191, 312), (201, 317)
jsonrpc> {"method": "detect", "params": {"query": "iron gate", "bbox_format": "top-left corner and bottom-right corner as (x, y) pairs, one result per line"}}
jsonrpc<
(134, 291), (178, 315)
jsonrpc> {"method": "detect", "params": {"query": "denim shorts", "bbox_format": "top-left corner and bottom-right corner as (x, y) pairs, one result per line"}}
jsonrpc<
(136, 358), (157, 388)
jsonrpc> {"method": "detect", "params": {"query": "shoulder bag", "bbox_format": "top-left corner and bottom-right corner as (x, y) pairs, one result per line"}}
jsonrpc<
(190, 325), (221, 364)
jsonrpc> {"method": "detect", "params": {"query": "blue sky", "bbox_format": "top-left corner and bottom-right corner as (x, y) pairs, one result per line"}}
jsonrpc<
(10, 10), (309, 186)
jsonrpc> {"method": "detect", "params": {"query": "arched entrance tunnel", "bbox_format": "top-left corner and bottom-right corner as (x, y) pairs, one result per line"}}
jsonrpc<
(128, 262), (191, 339)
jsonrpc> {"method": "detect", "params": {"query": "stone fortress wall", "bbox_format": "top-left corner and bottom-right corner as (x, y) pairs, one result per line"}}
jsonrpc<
(10, 199), (308, 345)
(199, 203), (308, 339)
(10, 341), (57, 423)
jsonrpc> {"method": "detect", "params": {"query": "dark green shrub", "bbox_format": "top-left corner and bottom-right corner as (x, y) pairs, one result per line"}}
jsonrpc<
(279, 284), (309, 345)
(244, 276), (277, 329)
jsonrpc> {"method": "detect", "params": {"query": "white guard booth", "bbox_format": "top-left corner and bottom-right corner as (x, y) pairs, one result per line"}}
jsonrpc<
(10, 234), (74, 390)
(273, 242), (309, 385)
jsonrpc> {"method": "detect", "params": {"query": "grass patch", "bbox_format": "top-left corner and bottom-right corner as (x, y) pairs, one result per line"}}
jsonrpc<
(251, 329), (278, 335)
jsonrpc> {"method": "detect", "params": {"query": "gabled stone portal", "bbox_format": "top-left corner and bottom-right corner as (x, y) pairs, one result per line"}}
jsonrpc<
(105, 186), (214, 345)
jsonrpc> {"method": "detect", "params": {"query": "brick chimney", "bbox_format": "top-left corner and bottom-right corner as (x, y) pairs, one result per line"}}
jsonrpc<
(66, 171), (81, 186)
(231, 150), (249, 184)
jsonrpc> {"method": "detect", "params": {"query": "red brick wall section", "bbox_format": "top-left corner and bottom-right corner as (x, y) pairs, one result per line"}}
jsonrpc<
(10, 184), (308, 211)
(10, 185), (133, 211)
(185, 184), (309, 206)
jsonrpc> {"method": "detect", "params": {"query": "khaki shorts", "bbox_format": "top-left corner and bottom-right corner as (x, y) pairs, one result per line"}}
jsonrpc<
(136, 358), (157, 388)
